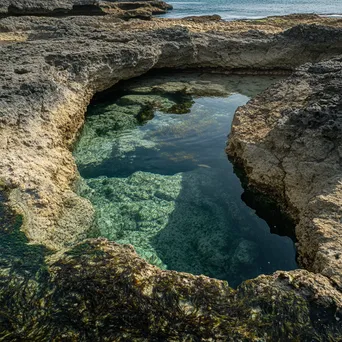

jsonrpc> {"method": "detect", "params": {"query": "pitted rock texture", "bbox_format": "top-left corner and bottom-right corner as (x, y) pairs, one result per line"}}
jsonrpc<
(0, 0), (173, 19)
(0, 15), (341, 251)
(0, 233), (341, 340)
(0, 14), (342, 340)
(227, 57), (342, 290)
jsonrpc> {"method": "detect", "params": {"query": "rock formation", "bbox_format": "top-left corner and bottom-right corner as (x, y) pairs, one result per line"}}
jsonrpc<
(0, 0), (173, 19)
(227, 57), (342, 291)
(0, 11), (342, 340)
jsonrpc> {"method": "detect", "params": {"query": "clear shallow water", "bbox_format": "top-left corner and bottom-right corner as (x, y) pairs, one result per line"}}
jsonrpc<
(0, 191), (48, 277)
(74, 73), (297, 288)
(162, 0), (342, 20)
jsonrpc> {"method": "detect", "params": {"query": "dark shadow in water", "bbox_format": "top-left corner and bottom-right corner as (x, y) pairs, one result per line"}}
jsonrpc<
(88, 69), (286, 106)
(75, 72), (298, 288)
(232, 160), (297, 241)
(0, 190), (49, 279)
(88, 86), (194, 117)
(151, 166), (297, 289)
(78, 146), (199, 179)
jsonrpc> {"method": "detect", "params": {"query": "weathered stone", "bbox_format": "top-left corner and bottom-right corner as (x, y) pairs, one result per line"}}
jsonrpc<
(0, 0), (173, 19)
(0, 16), (341, 251)
(227, 56), (342, 290)
(0, 14), (342, 339)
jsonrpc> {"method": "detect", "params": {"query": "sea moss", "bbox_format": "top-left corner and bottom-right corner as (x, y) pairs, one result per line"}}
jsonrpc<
(0, 191), (49, 277)
(163, 100), (195, 114)
(73, 76), (297, 287)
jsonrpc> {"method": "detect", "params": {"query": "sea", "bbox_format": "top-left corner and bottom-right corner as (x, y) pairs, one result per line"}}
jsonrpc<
(162, 0), (342, 20)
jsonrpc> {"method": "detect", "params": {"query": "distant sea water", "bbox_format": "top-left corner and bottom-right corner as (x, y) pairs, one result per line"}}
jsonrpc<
(162, 0), (342, 20)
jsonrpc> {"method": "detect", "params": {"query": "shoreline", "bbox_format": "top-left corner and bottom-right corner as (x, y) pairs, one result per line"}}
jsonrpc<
(161, 13), (342, 20)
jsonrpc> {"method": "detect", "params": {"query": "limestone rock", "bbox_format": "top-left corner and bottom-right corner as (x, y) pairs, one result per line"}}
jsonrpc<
(0, 14), (342, 339)
(227, 56), (342, 290)
(0, 0), (173, 19)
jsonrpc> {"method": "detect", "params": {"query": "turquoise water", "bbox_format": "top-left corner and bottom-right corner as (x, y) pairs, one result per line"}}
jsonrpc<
(74, 73), (297, 287)
(162, 0), (342, 20)
(0, 191), (48, 278)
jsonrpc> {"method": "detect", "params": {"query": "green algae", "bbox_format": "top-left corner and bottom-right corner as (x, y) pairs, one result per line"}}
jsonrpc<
(0, 237), (340, 340)
(117, 93), (177, 109)
(163, 99), (195, 114)
(136, 103), (155, 122)
(0, 190), (52, 339)
(0, 191), (49, 278)
(79, 171), (183, 269)
(73, 73), (299, 288)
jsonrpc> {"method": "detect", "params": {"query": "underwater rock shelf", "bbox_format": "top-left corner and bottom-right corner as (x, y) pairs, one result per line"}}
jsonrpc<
(73, 72), (297, 288)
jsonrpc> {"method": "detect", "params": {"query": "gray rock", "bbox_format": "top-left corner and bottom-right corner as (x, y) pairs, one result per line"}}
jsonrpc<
(227, 56), (342, 289)
(0, 0), (173, 19)
(0, 14), (342, 340)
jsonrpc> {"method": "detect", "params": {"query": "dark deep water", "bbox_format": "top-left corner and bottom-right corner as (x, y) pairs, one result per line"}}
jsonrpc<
(0, 191), (48, 278)
(74, 73), (297, 288)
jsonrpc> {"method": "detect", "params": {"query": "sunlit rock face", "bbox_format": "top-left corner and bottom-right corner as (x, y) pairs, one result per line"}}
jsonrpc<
(0, 0), (173, 19)
(227, 57), (342, 289)
(1, 13), (342, 340)
(73, 73), (297, 287)
(1, 14), (341, 251)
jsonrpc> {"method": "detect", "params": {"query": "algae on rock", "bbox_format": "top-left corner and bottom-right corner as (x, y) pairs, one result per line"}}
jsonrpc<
(73, 74), (297, 287)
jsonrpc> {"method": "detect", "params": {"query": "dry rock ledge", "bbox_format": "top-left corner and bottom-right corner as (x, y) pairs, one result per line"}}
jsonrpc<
(0, 0), (173, 20)
(0, 12), (342, 340)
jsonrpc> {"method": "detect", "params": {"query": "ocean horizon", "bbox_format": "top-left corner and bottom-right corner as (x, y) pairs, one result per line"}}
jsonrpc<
(162, 0), (342, 20)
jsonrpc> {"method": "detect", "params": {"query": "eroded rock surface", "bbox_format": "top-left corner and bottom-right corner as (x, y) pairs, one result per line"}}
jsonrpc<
(228, 57), (342, 291)
(0, 14), (342, 340)
(0, 0), (173, 19)
(1, 15), (341, 250)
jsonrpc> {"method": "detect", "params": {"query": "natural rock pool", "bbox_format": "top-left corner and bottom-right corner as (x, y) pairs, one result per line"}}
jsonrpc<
(73, 72), (297, 287)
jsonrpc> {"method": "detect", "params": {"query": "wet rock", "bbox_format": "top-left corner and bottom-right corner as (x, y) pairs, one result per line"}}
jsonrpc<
(227, 56), (342, 289)
(184, 14), (222, 22)
(0, 235), (341, 340)
(232, 239), (259, 266)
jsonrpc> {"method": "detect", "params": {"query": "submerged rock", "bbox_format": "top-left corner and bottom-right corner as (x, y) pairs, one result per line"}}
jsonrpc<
(73, 89), (201, 172)
(77, 156), (294, 286)
(82, 171), (183, 269)
(232, 239), (259, 266)
(74, 100), (159, 169)
(117, 93), (176, 108)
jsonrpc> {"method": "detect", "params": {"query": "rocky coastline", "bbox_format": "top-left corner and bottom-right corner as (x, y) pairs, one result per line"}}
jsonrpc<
(0, 4), (342, 340)
(0, 0), (173, 20)
(227, 58), (342, 291)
